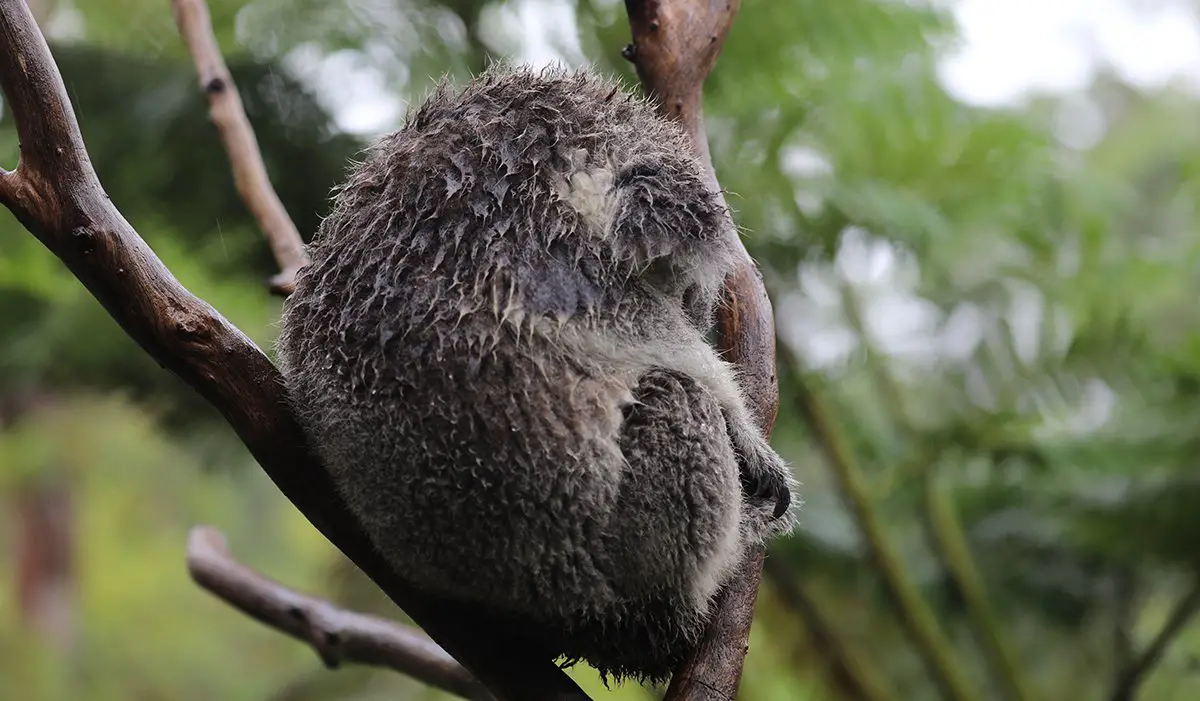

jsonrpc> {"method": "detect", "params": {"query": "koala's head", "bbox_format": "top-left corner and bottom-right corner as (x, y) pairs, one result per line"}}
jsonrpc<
(298, 64), (737, 331)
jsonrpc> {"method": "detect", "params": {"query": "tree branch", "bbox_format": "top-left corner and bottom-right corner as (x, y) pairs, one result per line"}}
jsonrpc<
(186, 526), (491, 701)
(622, 2), (781, 699)
(623, 0), (736, 194)
(170, 0), (308, 295)
(1109, 579), (1200, 701)
(0, 3), (587, 698)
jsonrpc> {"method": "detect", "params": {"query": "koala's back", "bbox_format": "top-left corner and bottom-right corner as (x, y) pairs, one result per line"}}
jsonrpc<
(277, 66), (748, 682)
(286, 309), (632, 598)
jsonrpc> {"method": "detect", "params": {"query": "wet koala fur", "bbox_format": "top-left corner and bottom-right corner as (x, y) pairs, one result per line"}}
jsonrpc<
(276, 65), (796, 683)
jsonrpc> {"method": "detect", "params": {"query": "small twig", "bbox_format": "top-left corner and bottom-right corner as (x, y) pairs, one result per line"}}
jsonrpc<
(0, 3), (589, 698)
(1109, 579), (1200, 701)
(186, 526), (491, 701)
(170, 0), (308, 295)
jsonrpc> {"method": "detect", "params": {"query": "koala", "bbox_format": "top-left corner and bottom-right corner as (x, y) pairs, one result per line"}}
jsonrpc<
(276, 64), (796, 684)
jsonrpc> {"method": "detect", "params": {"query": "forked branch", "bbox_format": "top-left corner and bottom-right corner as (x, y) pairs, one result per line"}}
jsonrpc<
(186, 526), (491, 701)
(623, 2), (782, 699)
(0, 2), (587, 698)
(171, 0), (308, 295)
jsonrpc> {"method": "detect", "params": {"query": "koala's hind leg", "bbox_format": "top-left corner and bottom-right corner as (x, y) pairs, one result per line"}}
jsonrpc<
(568, 368), (745, 682)
(610, 368), (746, 604)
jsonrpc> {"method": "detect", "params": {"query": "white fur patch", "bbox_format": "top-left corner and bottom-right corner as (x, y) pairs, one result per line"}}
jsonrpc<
(557, 166), (618, 237)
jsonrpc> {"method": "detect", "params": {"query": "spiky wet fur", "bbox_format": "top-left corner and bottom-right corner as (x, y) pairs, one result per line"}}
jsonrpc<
(276, 64), (797, 684)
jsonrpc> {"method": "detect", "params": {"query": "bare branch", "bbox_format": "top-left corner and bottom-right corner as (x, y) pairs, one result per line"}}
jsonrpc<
(170, 0), (308, 295)
(186, 526), (492, 701)
(621, 2), (781, 699)
(0, 3), (588, 698)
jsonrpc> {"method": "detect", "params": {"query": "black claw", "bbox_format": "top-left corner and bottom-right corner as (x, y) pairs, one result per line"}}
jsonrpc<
(772, 484), (791, 519)
(739, 463), (791, 519)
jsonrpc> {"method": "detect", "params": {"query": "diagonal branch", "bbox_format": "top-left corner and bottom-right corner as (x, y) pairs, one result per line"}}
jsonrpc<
(922, 475), (1030, 701)
(623, 2), (781, 699)
(779, 353), (979, 701)
(1109, 578), (1200, 701)
(170, 0), (308, 295)
(186, 526), (492, 701)
(838, 283), (1030, 701)
(0, 2), (587, 698)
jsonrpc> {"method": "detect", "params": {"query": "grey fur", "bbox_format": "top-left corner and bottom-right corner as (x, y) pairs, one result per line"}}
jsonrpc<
(276, 64), (797, 684)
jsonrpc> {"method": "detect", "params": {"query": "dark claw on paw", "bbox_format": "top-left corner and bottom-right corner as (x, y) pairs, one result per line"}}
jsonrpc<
(739, 466), (791, 519)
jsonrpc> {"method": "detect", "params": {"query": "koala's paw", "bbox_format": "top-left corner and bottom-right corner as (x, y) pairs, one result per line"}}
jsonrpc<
(736, 441), (792, 520)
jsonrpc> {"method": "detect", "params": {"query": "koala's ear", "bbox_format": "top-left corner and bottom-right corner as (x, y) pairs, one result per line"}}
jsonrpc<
(617, 149), (727, 222)
(610, 161), (683, 266)
(611, 182), (728, 273)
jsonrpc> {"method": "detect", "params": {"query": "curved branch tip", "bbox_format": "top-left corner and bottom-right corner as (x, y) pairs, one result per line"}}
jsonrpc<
(184, 525), (494, 700)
